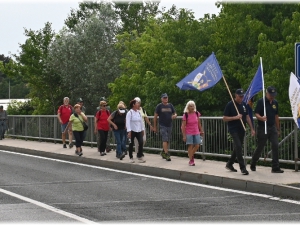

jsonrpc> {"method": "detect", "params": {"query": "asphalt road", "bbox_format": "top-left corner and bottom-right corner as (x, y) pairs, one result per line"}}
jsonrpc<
(0, 150), (300, 223)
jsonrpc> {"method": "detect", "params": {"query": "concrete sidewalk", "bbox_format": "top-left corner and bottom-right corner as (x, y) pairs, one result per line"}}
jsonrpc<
(0, 138), (299, 200)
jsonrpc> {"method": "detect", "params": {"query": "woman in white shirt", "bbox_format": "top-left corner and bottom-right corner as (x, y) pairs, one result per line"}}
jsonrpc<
(126, 99), (146, 163)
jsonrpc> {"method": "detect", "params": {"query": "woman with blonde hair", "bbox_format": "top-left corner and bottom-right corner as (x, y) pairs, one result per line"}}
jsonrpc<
(181, 100), (204, 166)
(64, 104), (88, 156)
(107, 102), (127, 160)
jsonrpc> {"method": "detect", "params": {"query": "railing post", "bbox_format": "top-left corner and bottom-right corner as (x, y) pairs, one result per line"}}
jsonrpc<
(25, 117), (28, 141)
(54, 116), (57, 144)
(13, 116), (15, 138)
(294, 123), (298, 172)
(202, 119), (206, 161)
(38, 116), (41, 142)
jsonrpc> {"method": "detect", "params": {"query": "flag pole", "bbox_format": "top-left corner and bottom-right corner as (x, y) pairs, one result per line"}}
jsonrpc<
(222, 76), (246, 131)
(261, 57), (267, 134)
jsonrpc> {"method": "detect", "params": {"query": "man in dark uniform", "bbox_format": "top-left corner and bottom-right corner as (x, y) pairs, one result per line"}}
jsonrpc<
(250, 86), (284, 173)
(223, 89), (255, 175)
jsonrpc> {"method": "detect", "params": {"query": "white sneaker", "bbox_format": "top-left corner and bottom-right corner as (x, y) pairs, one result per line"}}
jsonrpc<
(130, 158), (135, 163)
(137, 157), (146, 163)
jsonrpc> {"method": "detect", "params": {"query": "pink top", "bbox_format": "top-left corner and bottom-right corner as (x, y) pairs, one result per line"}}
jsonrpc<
(182, 112), (201, 135)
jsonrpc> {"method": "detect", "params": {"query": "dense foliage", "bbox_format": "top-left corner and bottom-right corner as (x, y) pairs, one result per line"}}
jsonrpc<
(1, 1), (300, 117)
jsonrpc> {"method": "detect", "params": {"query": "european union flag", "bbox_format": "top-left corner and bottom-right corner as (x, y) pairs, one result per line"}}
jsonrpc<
(176, 53), (223, 91)
(243, 64), (263, 126)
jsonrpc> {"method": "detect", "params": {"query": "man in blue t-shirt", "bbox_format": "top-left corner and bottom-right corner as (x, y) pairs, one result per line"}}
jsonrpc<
(223, 89), (255, 175)
(153, 93), (177, 161)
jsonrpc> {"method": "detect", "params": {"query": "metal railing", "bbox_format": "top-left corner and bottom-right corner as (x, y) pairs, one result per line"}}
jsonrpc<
(5, 115), (300, 171)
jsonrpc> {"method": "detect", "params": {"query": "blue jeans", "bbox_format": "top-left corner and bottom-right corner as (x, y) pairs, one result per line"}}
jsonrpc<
(0, 120), (7, 138)
(113, 129), (127, 156)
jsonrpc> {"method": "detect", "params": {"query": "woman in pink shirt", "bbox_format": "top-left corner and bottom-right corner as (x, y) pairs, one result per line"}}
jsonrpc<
(181, 101), (204, 166)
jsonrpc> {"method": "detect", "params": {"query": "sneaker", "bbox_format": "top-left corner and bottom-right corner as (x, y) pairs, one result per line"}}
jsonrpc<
(137, 157), (146, 163)
(189, 160), (195, 166)
(225, 163), (237, 172)
(63, 144), (67, 148)
(165, 153), (171, 161)
(241, 168), (249, 175)
(191, 156), (195, 165)
(100, 152), (106, 156)
(160, 150), (166, 159)
(69, 143), (74, 149)
(120, 152), (126, 160)
(130, 158), (135, 163)
(250, 164), (256, 171)
(271, 168), (284, 173)
(78, 152), (83, 156)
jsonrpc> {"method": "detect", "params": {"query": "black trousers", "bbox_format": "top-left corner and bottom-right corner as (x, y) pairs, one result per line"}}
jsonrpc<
(98, 130), (108, 153)
(73, 131), (84, 148)
(228, 131), (246, 170)
(129, 131), (143, 159)
(251, 125), (279, 169)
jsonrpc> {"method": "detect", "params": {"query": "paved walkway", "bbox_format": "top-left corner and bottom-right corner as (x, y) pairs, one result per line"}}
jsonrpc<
(0, 138), (299, 199)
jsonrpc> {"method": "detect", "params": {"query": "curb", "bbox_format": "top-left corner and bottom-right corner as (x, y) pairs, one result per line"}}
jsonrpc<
(1, 145), (300, 200)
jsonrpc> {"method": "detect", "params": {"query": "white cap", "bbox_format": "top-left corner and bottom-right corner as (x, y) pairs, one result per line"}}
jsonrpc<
(134, 97), (141, 102)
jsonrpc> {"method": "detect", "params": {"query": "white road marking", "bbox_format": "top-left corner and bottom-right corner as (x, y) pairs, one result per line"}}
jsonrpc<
(1, 149), (300, 206)
(0, 188), (97, 224)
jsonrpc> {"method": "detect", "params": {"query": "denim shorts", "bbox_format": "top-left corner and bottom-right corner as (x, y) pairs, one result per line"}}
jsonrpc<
(186, 134), (202, 145)
(159, 125), (172, 142)
(61, 122), (69, 133)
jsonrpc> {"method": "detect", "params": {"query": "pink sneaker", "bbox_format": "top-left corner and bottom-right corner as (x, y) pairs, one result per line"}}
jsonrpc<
(189, 160), (195, 166)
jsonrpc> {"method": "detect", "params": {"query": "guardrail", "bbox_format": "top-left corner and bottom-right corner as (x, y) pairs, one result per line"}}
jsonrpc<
(5, 115), (300, 171)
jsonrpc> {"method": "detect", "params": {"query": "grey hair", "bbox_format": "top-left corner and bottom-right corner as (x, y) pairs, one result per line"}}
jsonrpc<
(183, 100), (197, 113)
(63, 97), (69, 101)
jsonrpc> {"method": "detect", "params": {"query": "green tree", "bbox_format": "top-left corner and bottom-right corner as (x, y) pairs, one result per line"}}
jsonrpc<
(48, 3), (120, 114)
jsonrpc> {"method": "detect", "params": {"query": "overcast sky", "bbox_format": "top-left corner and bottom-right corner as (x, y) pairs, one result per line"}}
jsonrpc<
(0, 0), (220, 56)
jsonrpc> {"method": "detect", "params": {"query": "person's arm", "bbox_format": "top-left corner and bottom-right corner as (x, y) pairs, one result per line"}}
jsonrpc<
(275, 115), (280, 136)
(94, 115), (98, 134)
(198, 117), (204, 136)
(153, 112), (158, 132)
(246, 115), (255, 136)
(171, 105), (177, 119)
(126, 110), (132, 139)
(81, 112), (87, 122)
(223, 114), (242, 122)
(57, 106), (63, 124)
(107, 112), (117, 130)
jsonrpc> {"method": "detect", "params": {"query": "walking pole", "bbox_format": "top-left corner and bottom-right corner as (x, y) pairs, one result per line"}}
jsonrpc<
(260, 57), (267, 134)
(222, 76), (246, 131)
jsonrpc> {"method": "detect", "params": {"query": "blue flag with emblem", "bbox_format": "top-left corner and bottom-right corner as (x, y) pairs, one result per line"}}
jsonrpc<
(176, 53), (223, 91)
(243, 64), (263, 126)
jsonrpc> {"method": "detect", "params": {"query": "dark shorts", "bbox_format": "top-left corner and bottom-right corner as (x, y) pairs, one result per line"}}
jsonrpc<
(159, 125), (172, 142)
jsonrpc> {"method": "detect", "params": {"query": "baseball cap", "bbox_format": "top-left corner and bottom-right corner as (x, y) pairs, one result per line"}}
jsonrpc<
(77, 98), (83, 102)
(100, 96), (107, 102)
(267, 86), (277, 96)
(161, 93), (168, 98)
(134, 97), (141, 102)
(0, 105), (3, 109)
(235, 89), (244, 96)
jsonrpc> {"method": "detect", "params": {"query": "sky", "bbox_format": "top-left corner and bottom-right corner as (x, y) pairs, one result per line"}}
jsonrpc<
(0, 0), (220, 57)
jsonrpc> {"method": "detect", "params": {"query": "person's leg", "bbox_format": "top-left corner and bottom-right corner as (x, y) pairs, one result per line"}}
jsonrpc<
(99, 130), (106, 155)
(113, 130), (122, 157)
(269, 126), (280, 169)
(120, 129), (127, 153)
(3, 121), (7, 138)
(134, 136), (138, 153)
(67, 122), (73, 148)
(129, 131), (137, 160)
(73, 131), (81, 155)
(97, 131), (101, 152)
(106, 130), (112, 151)
(0, 121), (3, 140)
(160, 126), (169, 153)
(229, 132), (246, 170)
(136, 132), (144, 158)
(251, 126), (268, 167)
(82, 130), (87, 141)
(61, 123), (67, 147)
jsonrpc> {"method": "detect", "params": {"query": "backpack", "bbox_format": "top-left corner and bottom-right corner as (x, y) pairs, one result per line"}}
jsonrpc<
(96, 109), (110, 122)
(59, 105), (73, 115)
(184, 111), (200, 123)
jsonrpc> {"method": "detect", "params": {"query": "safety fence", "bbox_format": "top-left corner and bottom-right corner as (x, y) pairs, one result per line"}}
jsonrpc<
(5, 115), (300, 170)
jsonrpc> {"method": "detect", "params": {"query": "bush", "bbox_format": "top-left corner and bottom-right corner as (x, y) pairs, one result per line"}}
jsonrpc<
(7, 100), (34, 115)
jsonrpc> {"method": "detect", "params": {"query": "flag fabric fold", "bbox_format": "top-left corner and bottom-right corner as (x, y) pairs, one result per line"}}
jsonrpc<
(176, 53), (223, 91)
(288, 72), (300, 129)
(243, 64), (264, 126)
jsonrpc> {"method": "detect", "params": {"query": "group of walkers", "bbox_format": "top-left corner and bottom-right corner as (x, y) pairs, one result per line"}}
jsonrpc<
(57, 86), (285, 175)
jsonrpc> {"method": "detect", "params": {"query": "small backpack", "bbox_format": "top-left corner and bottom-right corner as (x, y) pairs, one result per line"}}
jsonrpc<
(184, 111), (200, 123)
